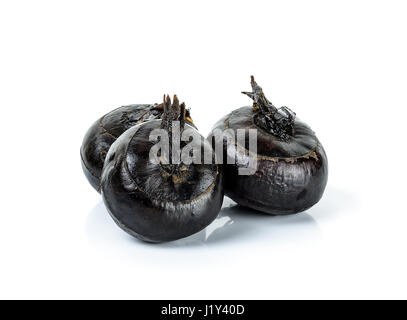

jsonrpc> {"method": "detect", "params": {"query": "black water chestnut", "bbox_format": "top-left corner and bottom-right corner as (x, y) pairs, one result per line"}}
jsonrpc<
(80, 102), (194, 192)
(101, 95), (223, 242)
(208, 76), (328, 215)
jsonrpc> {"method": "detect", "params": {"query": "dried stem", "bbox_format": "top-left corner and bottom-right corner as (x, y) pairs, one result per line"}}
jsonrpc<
(242, 76), (296, 139)
(160, 94), (186, 131)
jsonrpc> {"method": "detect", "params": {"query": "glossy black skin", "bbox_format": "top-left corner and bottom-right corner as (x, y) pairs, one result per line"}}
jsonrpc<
(209, 106), (328, 215)
(101, 120), (224, 242)
(80, 103), (194, 192)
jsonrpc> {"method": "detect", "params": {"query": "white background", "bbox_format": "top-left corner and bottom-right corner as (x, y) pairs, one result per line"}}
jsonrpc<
(0, 0), (406, 299)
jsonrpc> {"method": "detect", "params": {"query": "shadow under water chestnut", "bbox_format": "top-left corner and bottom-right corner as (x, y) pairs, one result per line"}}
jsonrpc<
(101, 95), (223, 242)
(208, 76), (328, 215)
(80, 102), (194, 192)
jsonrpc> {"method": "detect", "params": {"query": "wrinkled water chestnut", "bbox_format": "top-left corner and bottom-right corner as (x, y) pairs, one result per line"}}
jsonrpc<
(81, 102), (195, 192)
(209, 76), (328, 215)
(101, 95), (223, 242)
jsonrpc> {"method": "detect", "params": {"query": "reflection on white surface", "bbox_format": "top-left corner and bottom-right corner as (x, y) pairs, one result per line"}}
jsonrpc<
(81, 186), (365, 299)
(86, 196), (322, 249)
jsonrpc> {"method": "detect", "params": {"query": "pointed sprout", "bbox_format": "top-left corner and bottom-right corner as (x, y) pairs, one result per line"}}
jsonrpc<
(173, 94), (179, 108)
(241, 91), (254, 99)
(180, 102), (186, 117)
(250, 75), (260, 91)
(165, 94), (171, 107)
(242, 75), (277, 114)
(179, 102), (186, 128)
